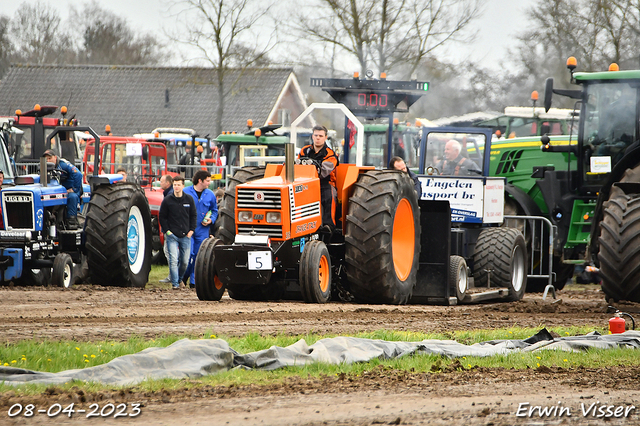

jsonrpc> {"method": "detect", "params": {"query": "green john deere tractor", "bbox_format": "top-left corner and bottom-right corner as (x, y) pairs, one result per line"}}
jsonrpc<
(514, 58), (640, 302)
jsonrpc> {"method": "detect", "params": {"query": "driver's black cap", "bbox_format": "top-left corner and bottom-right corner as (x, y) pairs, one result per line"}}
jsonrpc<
(42, 149), (56, 157)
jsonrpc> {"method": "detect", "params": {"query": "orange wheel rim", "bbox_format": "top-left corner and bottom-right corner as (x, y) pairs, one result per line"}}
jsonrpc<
(392, 198), (415, 281)
(318, 254), (329, 292)
(214, 275), (223, 290)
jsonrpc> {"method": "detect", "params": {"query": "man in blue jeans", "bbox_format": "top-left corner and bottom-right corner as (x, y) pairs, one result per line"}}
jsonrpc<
(159, 176), (196, 289)
(183, 170), (218, 288)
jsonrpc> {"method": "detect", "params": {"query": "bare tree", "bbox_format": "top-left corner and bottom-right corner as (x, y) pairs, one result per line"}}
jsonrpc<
(170, 0), (277, 136)
(513, 0), (640, 90)
(71, 1), (167, 65)
(9, 1), (75, 65)
(291, 0), (481, 77)
(0, 15), (14, 78)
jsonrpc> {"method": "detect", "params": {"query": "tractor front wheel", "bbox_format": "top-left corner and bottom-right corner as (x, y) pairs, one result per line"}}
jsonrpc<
(299, 240), (331, 303)
(52, 253), (74, 289)
(195, 238), (225, 301)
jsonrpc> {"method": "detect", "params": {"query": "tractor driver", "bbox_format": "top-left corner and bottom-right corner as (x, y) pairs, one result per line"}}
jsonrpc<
(42, 149), (83, 230)
(298, 125), (339, 231)
(437, 139), (480, 176)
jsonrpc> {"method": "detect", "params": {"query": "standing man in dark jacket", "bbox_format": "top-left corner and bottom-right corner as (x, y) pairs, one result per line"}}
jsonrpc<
(159, 176), (196, 289)
(298, 125), (339, 230)
(42, 149), (83, 229)
(159, 174), (174, 284)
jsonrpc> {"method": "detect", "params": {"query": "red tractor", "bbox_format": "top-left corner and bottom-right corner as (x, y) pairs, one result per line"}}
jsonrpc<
(82, 136), (178, 263)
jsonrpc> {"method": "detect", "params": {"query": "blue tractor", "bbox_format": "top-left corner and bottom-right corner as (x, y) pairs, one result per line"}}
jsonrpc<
(0, 126), (152, 288)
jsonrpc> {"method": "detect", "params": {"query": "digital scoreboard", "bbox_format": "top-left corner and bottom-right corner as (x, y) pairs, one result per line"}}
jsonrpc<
(310, 77), (429, 114)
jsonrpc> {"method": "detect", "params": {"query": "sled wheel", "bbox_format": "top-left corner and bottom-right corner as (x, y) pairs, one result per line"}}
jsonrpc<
(474, 227), (527, 301)
(449, 255), (468, 303)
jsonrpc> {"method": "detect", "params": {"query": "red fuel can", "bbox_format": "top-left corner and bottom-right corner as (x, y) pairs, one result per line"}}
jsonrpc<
(609, 314), (626, 334)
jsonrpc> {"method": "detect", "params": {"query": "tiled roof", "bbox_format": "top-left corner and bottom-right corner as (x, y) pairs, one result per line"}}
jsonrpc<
(0, 64), (295, 136)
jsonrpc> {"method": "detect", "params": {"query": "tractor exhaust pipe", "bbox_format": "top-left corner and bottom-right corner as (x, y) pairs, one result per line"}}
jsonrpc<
(285, 142), (295, 183)
(40, 156), (47, 187)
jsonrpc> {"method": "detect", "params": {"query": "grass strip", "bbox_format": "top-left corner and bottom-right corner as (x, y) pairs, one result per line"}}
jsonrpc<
(2, 325), (639, 395)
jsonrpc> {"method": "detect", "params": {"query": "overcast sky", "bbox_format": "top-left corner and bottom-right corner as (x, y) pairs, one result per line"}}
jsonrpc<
(4, 0), (537, 70)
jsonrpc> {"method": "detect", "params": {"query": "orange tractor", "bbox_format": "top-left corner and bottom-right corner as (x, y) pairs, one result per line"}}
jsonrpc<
(194, 104), (421, 304)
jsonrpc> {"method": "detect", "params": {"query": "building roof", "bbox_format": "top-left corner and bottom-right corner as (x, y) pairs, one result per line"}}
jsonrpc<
(0, 64), (304, 137)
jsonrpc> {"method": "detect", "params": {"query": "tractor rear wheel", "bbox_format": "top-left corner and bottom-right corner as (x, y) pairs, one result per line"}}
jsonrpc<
(85, 183), (152, 288)
(195, 238), (225, 301)
(598, 186), (640, 302)
(345, 170), (420, 304)
(299, 240), (331, 303)
(473, 227), (527, 301)
(216, 166), (266, 244)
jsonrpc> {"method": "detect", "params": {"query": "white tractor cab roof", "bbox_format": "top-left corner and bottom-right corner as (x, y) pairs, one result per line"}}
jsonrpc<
(503, 106), (576, 120)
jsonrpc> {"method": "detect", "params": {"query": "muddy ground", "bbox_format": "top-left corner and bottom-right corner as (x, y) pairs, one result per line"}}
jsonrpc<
(2, 284), (640, 425)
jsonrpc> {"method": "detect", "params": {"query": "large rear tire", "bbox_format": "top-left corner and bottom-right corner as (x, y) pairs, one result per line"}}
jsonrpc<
(85, 183), (152, 288)
(299, 240), (331, 303)
(195, 238), (225, 301)
(598, 186), (640, 302)
(216, 167), (266, 244)
(345, 170), (420, 304)
(474, 227), (527, 301)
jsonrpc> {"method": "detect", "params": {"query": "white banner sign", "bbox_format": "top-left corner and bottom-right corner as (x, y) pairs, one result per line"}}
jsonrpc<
(418, 177), (484, 223)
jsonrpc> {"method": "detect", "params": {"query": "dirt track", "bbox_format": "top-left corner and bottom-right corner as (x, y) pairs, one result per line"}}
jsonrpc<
(2, 284), (640, 425)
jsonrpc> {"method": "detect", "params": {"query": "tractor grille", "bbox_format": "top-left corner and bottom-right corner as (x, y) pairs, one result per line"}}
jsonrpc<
(237, 224), (283, 238)
(237, 188), (281, 209)
(2, 192), (35, 230)
(291, 202), (321, 221)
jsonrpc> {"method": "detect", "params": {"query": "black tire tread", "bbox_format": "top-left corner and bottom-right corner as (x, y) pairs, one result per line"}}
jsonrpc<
(299, 240), (331, 304)
(85, 183), (152, 288)
(449, 255), (467, 302)
(344, 170), (420, 305)
(195, 238), (225, 301)
(473, 227), (527, 301)
(598, 187), (640, 302)
(52, 253), (74, 289)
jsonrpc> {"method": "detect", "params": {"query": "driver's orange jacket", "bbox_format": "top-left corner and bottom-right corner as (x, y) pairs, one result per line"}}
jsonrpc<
(298, 144), (339, 187)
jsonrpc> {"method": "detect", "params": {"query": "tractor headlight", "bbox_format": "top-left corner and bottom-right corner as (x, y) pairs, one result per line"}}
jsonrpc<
(238, 211), (253, 222)
(266, 212), (281, 223)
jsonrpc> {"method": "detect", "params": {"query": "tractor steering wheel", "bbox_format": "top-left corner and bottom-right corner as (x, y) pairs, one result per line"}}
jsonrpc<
(296, 157), (322, 172)
(425, 166), (440, 176)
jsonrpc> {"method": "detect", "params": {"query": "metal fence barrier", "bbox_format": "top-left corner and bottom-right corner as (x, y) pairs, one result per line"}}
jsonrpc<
(503, 215), (557, 300)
